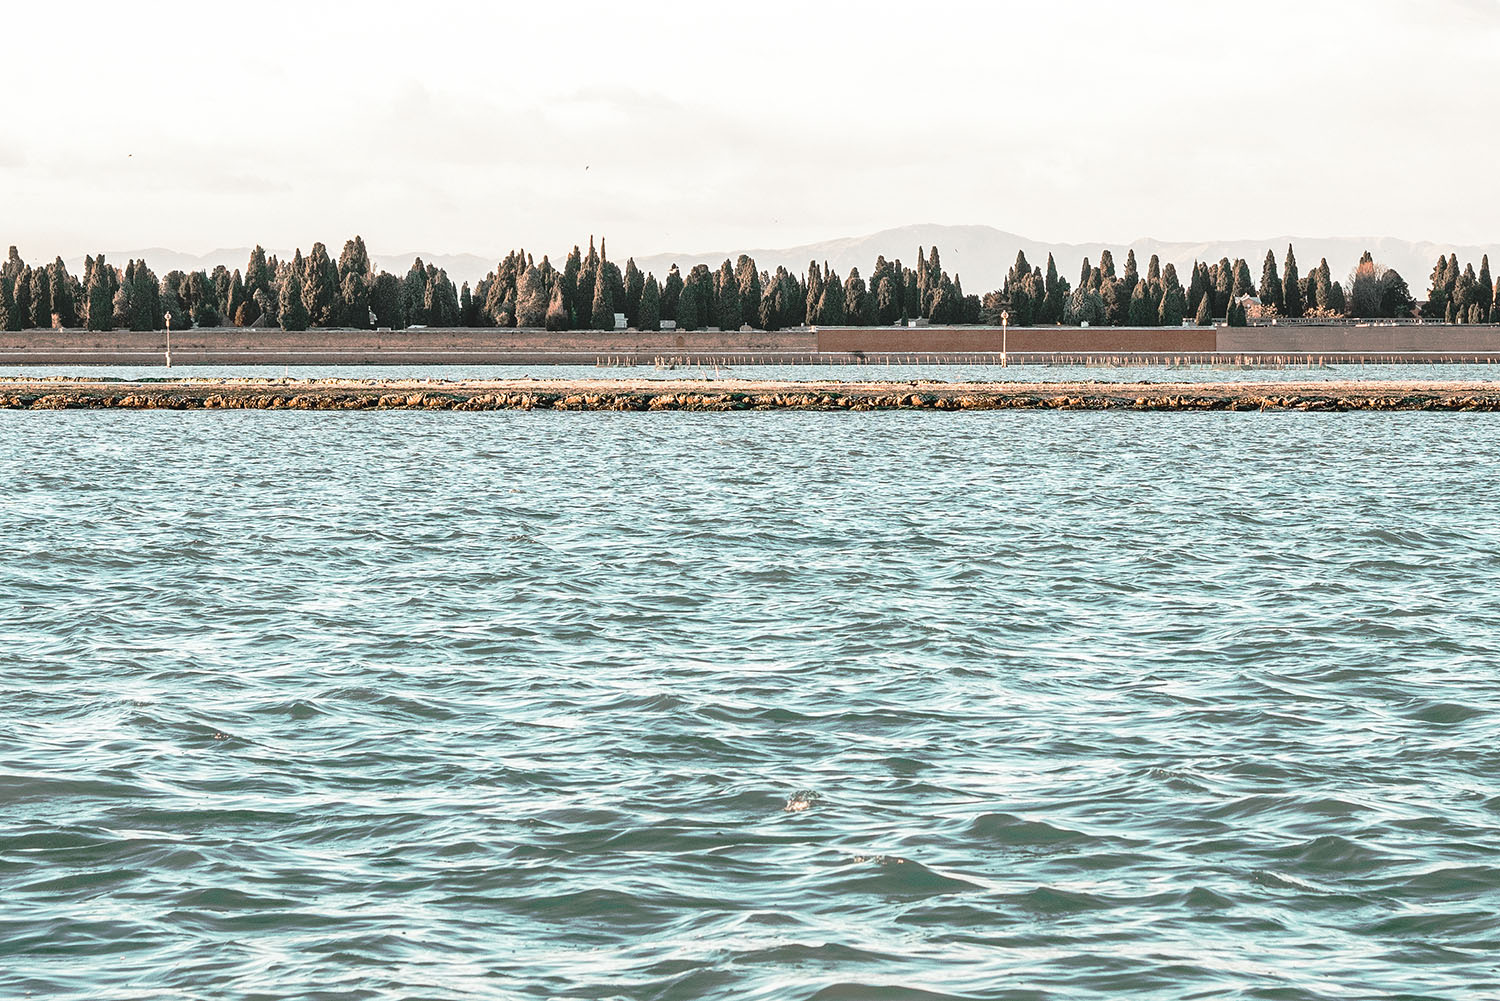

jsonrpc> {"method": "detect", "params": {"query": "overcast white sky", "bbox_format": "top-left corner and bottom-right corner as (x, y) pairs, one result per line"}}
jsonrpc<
(4, 0), (1497, 259)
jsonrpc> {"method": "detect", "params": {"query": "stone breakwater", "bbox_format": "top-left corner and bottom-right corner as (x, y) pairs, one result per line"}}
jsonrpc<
(4, 379), (1500, 411)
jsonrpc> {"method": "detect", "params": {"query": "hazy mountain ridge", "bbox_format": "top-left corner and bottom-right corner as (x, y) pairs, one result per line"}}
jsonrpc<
(69, 226), (1492, 293)
(630, 226), (1494, 295)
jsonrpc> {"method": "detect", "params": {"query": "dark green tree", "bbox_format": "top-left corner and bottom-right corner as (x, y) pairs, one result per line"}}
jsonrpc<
(0, 274), (17, 331)
(27, 267), (50, 328)
(1159, 264), (1187, 327)
(49, 259), (78, 328)
(544, 282), (569, 331)
(623, 259), (644, 327)
(1195, 290), (1214, 326)
(84, 256), (116, 331)
(661, 266), (683, 322)
(816, 270), (847, 325)
(1128, 280), (1155, 326)
(844, 268), (875, 325)
(713, 260), (741, 330)
(278, 269), (310, 331)
(12, 268), (32, 329)
(402, 259), (428, 326)
(370, 273), (403, 329)
(1478, 256), (1494, 323)
(1259, 250), (1283, 313)
(515, 266), (548, 328)
(343, 272), (371, 328)
(637, 274), (661, 332)
(591, 266), (616, 330)
(338, 236), (372, 283)
(1122, 250), (1140, 298)
(1283, 245), (1303, 318)
(188, 270), (219, 327)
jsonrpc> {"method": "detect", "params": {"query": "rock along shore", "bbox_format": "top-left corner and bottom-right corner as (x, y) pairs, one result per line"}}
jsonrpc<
(3, 378), (1500, 412)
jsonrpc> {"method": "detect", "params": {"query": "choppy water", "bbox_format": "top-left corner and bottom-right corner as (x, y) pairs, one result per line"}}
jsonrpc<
(3, 411), (1499, 1000)
(6, 361), (1500, 384)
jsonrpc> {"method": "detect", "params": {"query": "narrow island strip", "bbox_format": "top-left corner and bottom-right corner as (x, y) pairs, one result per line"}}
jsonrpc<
(3, 379), (1500, 411)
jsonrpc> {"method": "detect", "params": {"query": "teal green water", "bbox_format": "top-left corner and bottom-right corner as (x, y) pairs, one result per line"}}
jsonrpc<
(6, 361), (1500, 383)
(3, 411), (1499, 1000)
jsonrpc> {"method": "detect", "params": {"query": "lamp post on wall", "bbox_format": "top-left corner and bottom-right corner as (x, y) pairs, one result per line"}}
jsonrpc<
(165, 312), (173, 369)
(1001, 311), (1009, 368)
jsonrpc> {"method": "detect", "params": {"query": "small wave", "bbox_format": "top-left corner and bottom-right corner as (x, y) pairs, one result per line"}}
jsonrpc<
(828, 857), (981, 900)
(1404, 700), (1488, 724)
(964, 813), (1093, 848)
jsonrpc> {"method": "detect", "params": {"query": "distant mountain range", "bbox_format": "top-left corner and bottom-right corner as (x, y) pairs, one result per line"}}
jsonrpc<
(74, 225), (1493, 292)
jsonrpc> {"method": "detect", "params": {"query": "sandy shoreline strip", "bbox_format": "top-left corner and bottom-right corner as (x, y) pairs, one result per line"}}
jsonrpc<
(3, 378), (1500, 411)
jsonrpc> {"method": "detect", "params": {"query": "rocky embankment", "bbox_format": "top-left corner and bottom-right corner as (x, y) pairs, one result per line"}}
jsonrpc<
(3, 379), (1500, 411)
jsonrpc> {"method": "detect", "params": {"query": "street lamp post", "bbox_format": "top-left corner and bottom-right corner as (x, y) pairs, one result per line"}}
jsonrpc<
(1001, 310), (1009, 368)
(164, 313), (173, 369)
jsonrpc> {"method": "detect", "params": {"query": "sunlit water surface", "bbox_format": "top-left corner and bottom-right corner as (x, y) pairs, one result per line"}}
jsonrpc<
(3, 411), (1498, 1000)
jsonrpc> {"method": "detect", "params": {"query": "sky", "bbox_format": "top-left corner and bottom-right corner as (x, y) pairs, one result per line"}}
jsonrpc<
(4, 0), (1498, 260)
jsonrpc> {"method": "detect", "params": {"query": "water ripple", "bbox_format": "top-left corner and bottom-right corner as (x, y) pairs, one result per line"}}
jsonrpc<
(2, 410), (1500, 999)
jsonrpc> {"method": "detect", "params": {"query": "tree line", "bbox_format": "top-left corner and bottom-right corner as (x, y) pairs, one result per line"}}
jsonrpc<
(0, 239), (1493, 332)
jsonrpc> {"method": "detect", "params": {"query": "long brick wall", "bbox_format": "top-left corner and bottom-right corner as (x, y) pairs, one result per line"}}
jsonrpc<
(4, 324), (1500, 364)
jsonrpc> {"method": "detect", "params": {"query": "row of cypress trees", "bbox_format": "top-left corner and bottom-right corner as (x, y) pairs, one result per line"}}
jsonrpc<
(0, 240), (1495, 331)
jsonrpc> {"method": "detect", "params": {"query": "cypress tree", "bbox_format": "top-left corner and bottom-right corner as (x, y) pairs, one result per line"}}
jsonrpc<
(278, 270), (310, 331)
(686, 265), (714, 329)
(1, 246), (23, 289)
(516, 266), (548, 328)
(676, 274), (702, 331)
(1259, 250), (1283, 313)
(1479, 256), (1493, 323)
(1100, 279), (1126, 326)
(0, 274), (17, 331)
(637, 276), (661, 332)
(370, 273), (403, 329)
(343, 272), (371, 328)
(714, 260), (741, 330)
(561, 247), (582, 325)
(12, 268), (32, 329)
(459, 283), (475, 327)
(1147, 254), (1161, 285)
(28, 267), (50, 328)
(1127, 280), (1154, 326)
(245, 245), (272, 306)
(1213, 258), (1233, 317)
(188, 270), (219, 328)
(1195, 290), (1214, 326)
(844, 268), (874, 325)
(1283, 245), (1303, 318)
(337, 236), (371, 283)
(1122, 250), (1139, 297)
(402, 259), (428, 325)
(623, 259), (644, 327)
(661, 266), (683, 322)
(226, 270), (246, 326)
(1099, 249), (1116, 280)
(1230, 258), (1254, 301)
(876, 276), (898, 325)
(1312, 259), (1333, 313)
(85, 258), (114, 331)
(49, 259), (78, 328)
(591, 266), (615, 330)
(1158, 264), (1186, 327)
(816, 271), (847, 325)
(132, 262), (162, 330)
(544, 282), (569, 331)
